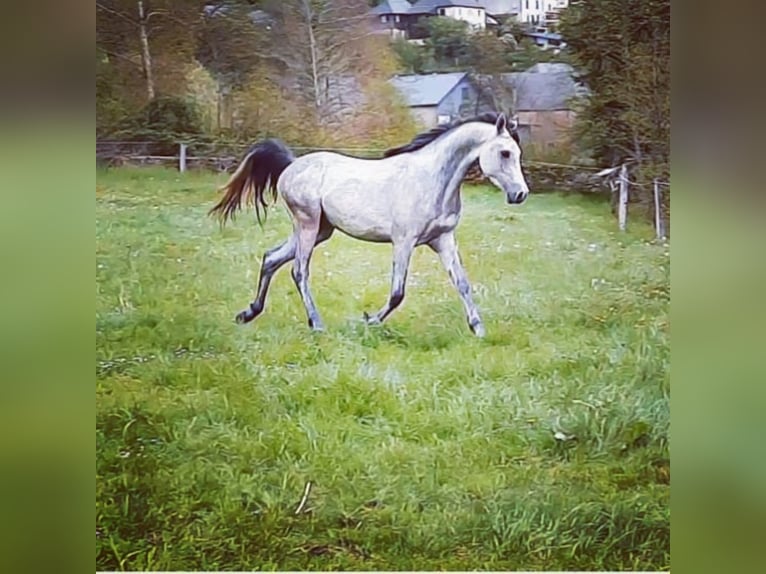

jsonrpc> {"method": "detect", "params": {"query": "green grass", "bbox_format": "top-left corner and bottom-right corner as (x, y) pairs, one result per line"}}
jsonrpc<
(96, 166), (669, 571)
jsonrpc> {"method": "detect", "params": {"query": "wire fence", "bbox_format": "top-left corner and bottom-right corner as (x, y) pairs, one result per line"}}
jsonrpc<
(96, 140), (669, 239)
(96, 140), (607, 171)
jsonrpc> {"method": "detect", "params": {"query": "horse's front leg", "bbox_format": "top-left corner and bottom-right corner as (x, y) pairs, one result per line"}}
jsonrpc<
(428, 231), (485, 337)
(364, 239), (415, 325)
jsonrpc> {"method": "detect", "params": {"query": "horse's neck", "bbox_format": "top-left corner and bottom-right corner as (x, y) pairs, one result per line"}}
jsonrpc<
(419, 123), (492, 208)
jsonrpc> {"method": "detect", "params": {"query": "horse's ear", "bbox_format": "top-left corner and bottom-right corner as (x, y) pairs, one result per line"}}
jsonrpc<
(495, 113), (507, 134)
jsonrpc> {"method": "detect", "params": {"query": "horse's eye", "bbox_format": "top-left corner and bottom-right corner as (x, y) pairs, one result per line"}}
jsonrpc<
(500, 150), (511, 159)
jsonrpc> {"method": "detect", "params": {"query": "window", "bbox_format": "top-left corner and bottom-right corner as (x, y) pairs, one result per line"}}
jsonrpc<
(462, 86), (470, 100)
(438, 8), (445, 15)
(526, 0), (529, 9)
(380, 15), (387, 23)
(395, 15), (400, 22)
(536, 1), (540, 9)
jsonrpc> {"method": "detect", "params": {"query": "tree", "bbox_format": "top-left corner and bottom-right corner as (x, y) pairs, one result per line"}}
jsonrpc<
(256, 0), (377, 127)
(425, 16), (471, 69)
(196, 1), (271, 91)
(96, 1), (202, 103)
(391, 37), (434, 74)
(466, 31), (515, 116)
(559, 0), (670, 180)
(96, 0), (416, 147)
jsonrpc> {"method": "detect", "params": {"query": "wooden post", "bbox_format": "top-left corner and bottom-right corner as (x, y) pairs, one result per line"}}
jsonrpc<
(618, 164), (628, 231)
(653, 178), (664, 239)
(179, 143), (187, 173)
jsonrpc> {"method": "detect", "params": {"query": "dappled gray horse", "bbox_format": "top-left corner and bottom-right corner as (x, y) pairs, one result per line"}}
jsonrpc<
(210, 112), (529, 337)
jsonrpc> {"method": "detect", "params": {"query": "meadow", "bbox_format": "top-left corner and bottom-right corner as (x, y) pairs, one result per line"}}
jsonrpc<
(96, 166), (669, 571)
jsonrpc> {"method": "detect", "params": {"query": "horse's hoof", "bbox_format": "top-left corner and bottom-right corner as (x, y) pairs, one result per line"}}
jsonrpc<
(363, 312), (380, 326)
(235, 309), (253, 324)
(470, 321), (486, 338)
(308, 317), (325, 332)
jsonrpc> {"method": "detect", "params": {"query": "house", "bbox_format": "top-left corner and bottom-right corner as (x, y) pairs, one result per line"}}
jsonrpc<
(388, 72), (478, 127)
(202, 4), (275, 29)
(498, 63), (586, 147)
(543, 0), (569, 28)
(368, 0), (416, 39)
(481, 0), (568, 26)
(522, 30), (565, 49)
(408, 0), (489, 31)
(509, 0), (569, 28)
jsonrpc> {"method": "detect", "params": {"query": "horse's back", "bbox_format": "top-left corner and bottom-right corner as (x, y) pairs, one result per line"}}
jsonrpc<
(279, 151), (410, 242)
(281, 151), (405, 194)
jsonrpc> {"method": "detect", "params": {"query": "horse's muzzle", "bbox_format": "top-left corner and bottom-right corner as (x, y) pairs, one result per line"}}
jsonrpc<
(507, 190), (528, 204)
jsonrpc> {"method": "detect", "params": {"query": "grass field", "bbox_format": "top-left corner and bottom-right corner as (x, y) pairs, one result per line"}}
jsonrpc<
(96, 166), (669, 571)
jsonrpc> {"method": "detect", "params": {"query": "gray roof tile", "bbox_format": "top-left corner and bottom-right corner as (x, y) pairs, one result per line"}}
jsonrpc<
(388, 72), (468, 106)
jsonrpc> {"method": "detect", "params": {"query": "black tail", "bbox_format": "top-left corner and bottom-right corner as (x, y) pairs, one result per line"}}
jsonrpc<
(209, 138), (295, 226)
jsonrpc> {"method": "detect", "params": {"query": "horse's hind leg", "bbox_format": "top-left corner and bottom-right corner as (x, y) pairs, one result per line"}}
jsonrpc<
(236, 217), (333, 325)
(291, 208), (326, 331)
(235, 235), (296, 324)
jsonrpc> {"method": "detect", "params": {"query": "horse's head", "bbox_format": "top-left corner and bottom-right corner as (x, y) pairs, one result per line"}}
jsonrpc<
(478, 113), (529, 205)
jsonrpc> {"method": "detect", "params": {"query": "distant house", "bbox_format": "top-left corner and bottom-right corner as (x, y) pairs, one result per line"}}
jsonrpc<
(514, 0), (547, 25)
(543, 0), (570, 28)
(202, 4), (275, 29)
(369, 0), (417, 39)
(388, 72), (478, 128)
(408, 0), (489, 31)
(481, 0), (568, 27)
(522, 30), (565, 49)
(498, 63), (586, 147)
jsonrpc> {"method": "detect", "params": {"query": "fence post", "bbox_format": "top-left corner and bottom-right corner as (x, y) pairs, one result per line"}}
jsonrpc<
(179, 143), (187, 173)
(618, 164), (628, 231)
(653, 178), (664, 240)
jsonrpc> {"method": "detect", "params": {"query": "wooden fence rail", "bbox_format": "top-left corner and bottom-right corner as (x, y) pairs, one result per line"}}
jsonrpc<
(96, 142), (669, 238)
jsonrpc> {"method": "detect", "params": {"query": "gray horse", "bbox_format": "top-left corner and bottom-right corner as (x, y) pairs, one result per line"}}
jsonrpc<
(210, 112), (529, 337)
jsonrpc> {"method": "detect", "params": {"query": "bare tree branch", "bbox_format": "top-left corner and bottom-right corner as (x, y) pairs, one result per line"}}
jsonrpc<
(96, 2), (138, 25)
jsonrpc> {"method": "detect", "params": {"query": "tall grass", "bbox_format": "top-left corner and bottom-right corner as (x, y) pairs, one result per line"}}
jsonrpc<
(96, 167), (669, 571)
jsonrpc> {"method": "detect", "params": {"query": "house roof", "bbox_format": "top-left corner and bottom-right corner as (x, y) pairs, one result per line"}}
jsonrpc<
(500, 67), (587, 111)
(370, 0), (414, 15)
(524, 31), (564, 41)
(389, 72), (468, 107)
(203, 4), (274, 26)
(409, 0), (486, 15)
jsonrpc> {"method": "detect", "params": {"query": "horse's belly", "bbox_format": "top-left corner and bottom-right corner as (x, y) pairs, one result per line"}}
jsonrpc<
(321, 196), (392, 242)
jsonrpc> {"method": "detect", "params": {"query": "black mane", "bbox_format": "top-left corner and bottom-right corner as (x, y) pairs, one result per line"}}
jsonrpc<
(383, 112), (520, 158)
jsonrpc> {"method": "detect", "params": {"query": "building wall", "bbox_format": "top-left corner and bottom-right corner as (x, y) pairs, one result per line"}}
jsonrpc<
(436, 78), (477, 122)
(517, 0), (547, 25)
(410, 106), (438, 129)
(517, 109), (576, 148)
(439, 6), (486, 29)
